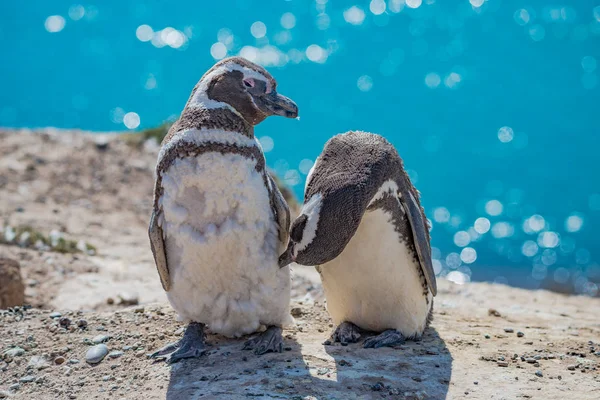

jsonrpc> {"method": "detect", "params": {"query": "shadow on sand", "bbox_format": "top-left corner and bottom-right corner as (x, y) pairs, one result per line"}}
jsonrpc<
(166, 326), (451, 399)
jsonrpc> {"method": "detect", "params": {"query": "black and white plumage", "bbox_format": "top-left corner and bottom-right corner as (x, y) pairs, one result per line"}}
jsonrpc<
(279, 131), (436, 348)
(148, 57), (298, 362)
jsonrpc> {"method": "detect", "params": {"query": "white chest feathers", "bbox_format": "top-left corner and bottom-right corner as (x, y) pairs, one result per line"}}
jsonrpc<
(319, 207), (433, 338)
(159, 150), (291, 337)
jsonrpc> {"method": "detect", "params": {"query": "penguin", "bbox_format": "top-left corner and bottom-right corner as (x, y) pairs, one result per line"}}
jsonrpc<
(279, 131), (437, 348)
(148, 57), (299, 362)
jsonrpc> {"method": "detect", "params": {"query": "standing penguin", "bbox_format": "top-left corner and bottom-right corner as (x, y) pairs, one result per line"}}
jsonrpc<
(279, 131), (437, 348)
(149, 57), (298, 362)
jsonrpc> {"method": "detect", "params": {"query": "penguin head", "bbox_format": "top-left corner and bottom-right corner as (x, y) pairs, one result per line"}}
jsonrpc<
(189, 56), (298, 125)
(278, 187), (365, 268)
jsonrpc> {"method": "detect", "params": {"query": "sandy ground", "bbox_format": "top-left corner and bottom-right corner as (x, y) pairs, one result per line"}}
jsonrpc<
(0, 129), (599, 399)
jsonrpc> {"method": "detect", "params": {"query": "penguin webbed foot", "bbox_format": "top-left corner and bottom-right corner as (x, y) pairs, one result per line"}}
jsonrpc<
(243, 326), (283, 355)
(148, 322), (207, 363)
(363, 329), (405, 349)
(325, 321), (362, 346)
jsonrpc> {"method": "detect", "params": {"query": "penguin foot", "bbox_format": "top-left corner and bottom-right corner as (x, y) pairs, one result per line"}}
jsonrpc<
(363, 329), (405, 349)
(148, 322), (207, 363)
(243, 326), (283, 355)
(325, 321), (362, 346)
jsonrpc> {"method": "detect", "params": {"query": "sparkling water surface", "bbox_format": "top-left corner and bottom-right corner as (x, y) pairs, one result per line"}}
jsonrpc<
(1, 0), (599, 296)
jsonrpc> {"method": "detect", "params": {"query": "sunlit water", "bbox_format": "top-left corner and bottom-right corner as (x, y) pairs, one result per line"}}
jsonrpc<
(1, 0), (599, 296)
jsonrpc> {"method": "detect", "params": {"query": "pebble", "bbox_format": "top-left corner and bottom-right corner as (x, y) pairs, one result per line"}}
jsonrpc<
(92, 334), (109, 344)
(54, 356), (66, 365)
(59, 317), (72, 328)
(19, 376), (35, 383)
(135, 350), (145, 358)
(526, 358), (536, 364)
(108, 351), (123, 359)
(133, 306), (145, 313)
(8, 384), (20, 391)
(371, 382), (385, 391)
(535, 370), (543, 377)
(504, 328), (514, 333)
(3, 347), (25, 358)
(567, 365), (577, 371)
(290, 307), (303, 317)
(497, 361), (509, 367)
(118, 292), (139, 306)
(517, 332), (524, 337)
(484, 335), (490, 339)
(86, 344), (109, 364)
(0, 391), (9, 398)
(77, 319), (88, 329)
(27, 356), (50, 370)
(49, 312), (62, 318)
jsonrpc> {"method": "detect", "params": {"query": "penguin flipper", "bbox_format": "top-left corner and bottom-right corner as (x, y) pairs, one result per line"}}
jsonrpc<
(403, 190), (437, 296)
(267, 174), (291, 249)
(149, 210), (171, 291)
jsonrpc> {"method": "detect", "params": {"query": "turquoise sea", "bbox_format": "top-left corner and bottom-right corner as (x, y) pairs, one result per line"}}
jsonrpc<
(1, 0), (599, 296)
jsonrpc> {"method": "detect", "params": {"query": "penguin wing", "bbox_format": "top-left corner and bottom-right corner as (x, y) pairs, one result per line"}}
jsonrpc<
(402, 190), (438, 296)
(148, 210), (171, 292)
(267, 174), (291, 248)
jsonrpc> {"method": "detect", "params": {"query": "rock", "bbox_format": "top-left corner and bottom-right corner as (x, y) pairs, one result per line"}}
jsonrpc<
(117, 292), (139, 306)
(133, 306), (145, 313)
(27, 356), (50, 370)
(92, 334), (109, 344)
(535, 370), (543, 377)
(567, 365), (577, 371)
(49, 312), (62, 319)
(0, 390), (10, 398)
(497, 361), (509, 367)
(59, 317), (71, 328)
(291, 307), (303, 317)
(3, 347), (25, 358)
(108, 351), (123, 359)
(86, 344), (108, 364)
(504, 328), (514, 333)
(54, 356), (66, 365)
(517, 331), (524, 337)
(19, 376), (35, 383)
(76, 319), (88, 329)
(488, 308), (501, 317)
(0, 258), (25, 308)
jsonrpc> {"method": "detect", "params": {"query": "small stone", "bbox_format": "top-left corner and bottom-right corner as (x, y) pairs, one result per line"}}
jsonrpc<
(49, 312), (62, 319)
(77, 319), (88, 329)
(484, 334), (491, 339)
(19, 376), (35, 383)
(59, 317), (71, 328)
(8, 384), (20, 391)
(371, 382), (385, 391)
(517, 332), (524, 337)
(488, 308), (501, 317)
(86, 344), (109, 364)
(3, 347), (25, 358)
(504, 328), (514, 333)
(106, 297), (115, 305)
(567, 365), (576, 371)
(117, 292), (139, 306)
(291, 307), (303, 317)
(54, 356), (66, 365)
(108, 351), (123, 359)
(133, 306), (145, 313)
(135, 350), (145, 358)
(497, 361), (509, 367)
(535, 370), (543, 377)
(28, 355), (50, 370)
(275, 383), (284, 390)
(68, 359), (80, 364)
(0, 390), (10, 398)
(526, 358), (536, 364)
(92, 334), (109, 344)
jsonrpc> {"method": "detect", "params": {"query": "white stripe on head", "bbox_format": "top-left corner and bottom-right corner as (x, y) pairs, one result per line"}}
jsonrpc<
(368, 179), (400, 208)
(189, 61), (272, 111)
(294, 192), (323, 256)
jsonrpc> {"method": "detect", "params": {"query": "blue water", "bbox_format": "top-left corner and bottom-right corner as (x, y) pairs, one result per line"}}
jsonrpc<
(1, 0), (599, 295)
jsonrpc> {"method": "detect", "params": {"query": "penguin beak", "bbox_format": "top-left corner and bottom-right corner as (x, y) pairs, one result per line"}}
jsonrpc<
(278, 243), (295, 268)
(259, 91), (298, 119)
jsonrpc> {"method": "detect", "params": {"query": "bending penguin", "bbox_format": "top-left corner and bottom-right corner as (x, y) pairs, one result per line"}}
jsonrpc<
(149, 57), (298, 362)
(279, 131), (437, 348)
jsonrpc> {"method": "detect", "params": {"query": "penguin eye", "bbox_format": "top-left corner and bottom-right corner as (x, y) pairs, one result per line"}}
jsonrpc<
(290, 214), (308, 243)
(243, 78), (255, 88)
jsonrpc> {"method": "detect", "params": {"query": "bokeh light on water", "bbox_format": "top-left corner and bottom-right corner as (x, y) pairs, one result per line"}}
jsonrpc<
(0, 0), (598, 296)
